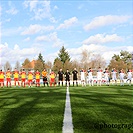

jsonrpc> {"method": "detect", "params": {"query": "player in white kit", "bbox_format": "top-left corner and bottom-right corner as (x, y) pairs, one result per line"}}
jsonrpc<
(111, 68), (117, 85)
(119, 69), (125, 86)
(104, 68), (110, 86)
(126, 69), (132, 86)
(87, 68), (93, 86)
(97, 67), (103, 86)
(80, 69), (86, 87)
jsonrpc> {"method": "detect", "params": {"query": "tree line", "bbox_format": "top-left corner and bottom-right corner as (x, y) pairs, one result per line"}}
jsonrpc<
(2, 46), (133, 73)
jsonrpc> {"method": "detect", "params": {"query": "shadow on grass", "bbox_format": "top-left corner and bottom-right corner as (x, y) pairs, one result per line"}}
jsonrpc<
(0, 87), (66, 133)
(70, 86), (133, 133)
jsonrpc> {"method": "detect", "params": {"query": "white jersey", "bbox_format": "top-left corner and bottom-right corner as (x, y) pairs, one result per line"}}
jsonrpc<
(97, 70), (102, 80)
(104, 71), (109, 82)
(127, 71), (132, 79)
(119, 72), (124, 80)
(87, 70), (93, 80)
(112, 70), (117, 80)
(80, 70), (85, 81)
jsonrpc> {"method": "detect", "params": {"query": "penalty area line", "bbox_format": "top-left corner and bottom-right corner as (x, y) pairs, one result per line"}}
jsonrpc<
(62, 86), (73, 133)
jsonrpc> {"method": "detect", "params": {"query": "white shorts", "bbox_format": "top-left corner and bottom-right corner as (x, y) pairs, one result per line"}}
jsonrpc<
(127, 76), (132, 80)
(81, 76), (85, 81)
(120, 77), (124, 81)
(105, 77), (109, 82)
(87, 76), (93, 81)
(112, 76), (117, 81)
(97, 76), (102, 80)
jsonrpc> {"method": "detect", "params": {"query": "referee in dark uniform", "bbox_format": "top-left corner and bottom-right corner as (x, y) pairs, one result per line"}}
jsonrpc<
(72, 68), (78, 86)
(65, 69), (71, 87)
(58, 69), (64, 86)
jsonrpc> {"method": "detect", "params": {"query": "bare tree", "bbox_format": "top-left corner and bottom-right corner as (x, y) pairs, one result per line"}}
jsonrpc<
(34, 60), (44, 72)
(63, 60), (73, 72)
(44, 61), (53, 73)
(52, 58), (63, 74)
(14, 61), (21, 71)
(71, 59), (81, 72)
(4, 61), (12, 72)
(90, 54), (106, 69)
(80, 50), (93, 70)
(45, 61), (52, 69)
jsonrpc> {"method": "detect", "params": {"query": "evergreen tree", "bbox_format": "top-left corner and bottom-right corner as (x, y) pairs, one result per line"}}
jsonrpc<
(53, 46), (71, 72)
(38, 53), (45, 67)
(34, 53), (45, 72)
(58, 46), (70, 65)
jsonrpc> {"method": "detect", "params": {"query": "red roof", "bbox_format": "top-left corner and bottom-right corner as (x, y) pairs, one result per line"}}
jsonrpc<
(23, 60), (36, 69)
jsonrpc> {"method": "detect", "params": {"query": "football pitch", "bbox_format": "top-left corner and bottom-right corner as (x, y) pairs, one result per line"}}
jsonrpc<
(0, 85), (133, 133)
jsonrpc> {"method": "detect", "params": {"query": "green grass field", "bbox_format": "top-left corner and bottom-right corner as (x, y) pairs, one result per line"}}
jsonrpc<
(0, 87), (66, 133)
(0, 85), (133, 133)
(70, 85), (133, 133)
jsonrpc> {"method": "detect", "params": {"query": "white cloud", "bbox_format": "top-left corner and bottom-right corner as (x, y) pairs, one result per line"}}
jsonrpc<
(23, 0), (51, 20)
(2, 27), (23, 36)
(57, 17), (78, 30)
(0, 43), (43, 67)
(6, 7), (18, 15)
(35, 35), (50, 42)
(14, 44), (20, 50)
(35, 32), (64, 47)
(83, 34), (123, 45)
(6, 1), (18, 15)
(68, 44), (133, 63)
(44, 52), (58, 63)
(49, 17), (58, 23)
(23, 0), (38, 11)
(21, 24), (54, 35)
(84, 15), (130, 31)
(23, 37), (30, 42)
(53, 5), (58, 10)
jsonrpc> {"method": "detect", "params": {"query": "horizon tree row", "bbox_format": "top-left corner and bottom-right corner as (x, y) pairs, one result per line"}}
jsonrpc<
(1, 46), (133, 73)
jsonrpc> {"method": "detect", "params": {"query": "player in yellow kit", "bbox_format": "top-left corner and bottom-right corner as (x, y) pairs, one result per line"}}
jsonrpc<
(20, 69), (26, 87)
(35, 69), (40, 87)
(42, 69), (49, 87)
(28, 69), (33, 87)
(0, 69), (4, 88)
(13, 68), (20, 87)
(50, 70), (56, 87)
(6, 68), (12, 87)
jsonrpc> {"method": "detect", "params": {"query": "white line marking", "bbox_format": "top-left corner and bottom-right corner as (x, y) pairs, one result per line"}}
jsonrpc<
(62, 86), (74, 133)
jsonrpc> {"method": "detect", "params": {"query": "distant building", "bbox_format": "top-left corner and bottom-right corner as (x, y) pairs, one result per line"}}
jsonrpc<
(22, 59), (50, 72)
(22, 60), (36, 72)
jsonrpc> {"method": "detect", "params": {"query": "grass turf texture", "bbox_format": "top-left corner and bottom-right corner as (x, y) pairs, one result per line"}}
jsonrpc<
(0, 86), (66, 133)
(70, 85), (133, 133)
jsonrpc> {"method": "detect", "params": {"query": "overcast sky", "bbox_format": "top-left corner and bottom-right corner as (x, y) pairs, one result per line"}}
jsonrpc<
(0, 0), (133, 68)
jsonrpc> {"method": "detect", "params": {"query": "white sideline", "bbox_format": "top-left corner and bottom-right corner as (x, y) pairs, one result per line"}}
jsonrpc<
(62, 86), (74, 133)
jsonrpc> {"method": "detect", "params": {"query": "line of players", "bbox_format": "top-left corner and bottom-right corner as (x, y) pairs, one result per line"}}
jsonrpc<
(86, 67), (132, 86)
(0, 68), (78, 88)
(0, 67), (132, 88)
